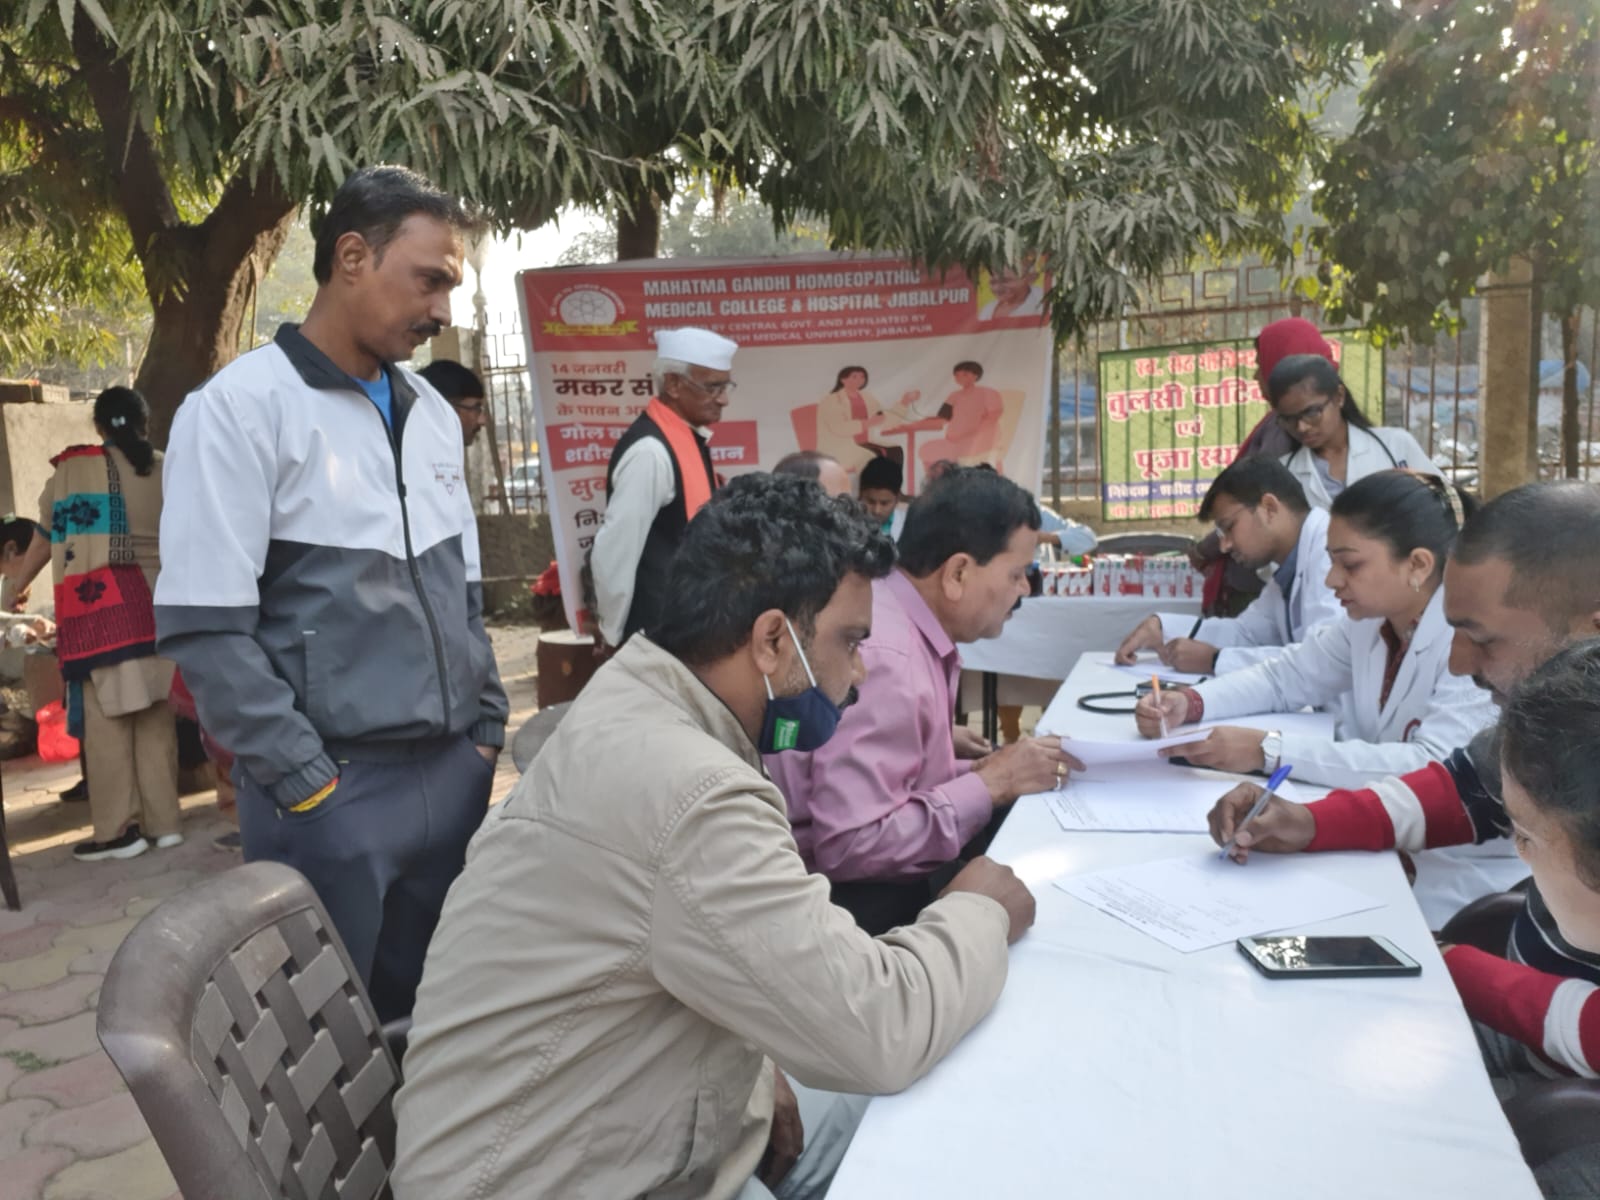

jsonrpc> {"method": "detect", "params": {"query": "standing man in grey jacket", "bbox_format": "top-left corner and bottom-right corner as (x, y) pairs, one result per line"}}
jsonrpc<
(394, 473), (1033, 1199)
(154, 166), (508, 1022)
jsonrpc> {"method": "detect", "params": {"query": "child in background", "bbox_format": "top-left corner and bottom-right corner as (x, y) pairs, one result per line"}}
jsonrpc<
(858, 454), (905, 540)
(1448, 639), (1600, 1088)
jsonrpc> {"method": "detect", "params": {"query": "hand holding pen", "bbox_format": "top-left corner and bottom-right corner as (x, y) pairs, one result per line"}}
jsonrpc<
(1214, 765), (1303, 863)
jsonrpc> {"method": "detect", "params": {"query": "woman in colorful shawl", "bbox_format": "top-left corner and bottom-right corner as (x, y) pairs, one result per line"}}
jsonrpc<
(13, 387), (180, 861)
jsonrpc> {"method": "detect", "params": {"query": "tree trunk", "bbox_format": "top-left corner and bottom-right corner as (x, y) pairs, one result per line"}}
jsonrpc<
(1561, 309), (1582, 479)
(136, 204), (297, 446)
(616, 177), (663, 260)
(72, 15), (298, 446)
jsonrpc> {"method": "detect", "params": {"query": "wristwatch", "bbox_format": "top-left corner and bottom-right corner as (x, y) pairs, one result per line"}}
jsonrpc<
(1261, 731), (1283, 773)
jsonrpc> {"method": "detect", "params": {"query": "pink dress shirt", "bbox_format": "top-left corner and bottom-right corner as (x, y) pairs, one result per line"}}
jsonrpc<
(765, 569), (995, 882)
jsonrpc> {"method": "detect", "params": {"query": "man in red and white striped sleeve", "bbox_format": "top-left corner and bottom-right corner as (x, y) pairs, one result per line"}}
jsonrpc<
(1207, 482), (1600, 1082)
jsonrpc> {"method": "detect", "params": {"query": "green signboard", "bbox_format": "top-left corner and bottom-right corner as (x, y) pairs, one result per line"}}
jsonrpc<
(1097, 332), (1385, 523)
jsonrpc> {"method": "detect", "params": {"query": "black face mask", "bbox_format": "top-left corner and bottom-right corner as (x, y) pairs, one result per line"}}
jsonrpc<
(760, 618), (846, 754)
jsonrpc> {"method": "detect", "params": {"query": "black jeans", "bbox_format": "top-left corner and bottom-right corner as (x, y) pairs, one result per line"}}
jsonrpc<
(237, 735), (494, 1022)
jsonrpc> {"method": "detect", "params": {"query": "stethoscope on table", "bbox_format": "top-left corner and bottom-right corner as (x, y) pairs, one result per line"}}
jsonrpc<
(1075, 676), (1211, 715)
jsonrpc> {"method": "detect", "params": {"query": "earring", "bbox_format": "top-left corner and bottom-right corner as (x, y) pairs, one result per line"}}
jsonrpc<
(1411, 578), (1421, 592)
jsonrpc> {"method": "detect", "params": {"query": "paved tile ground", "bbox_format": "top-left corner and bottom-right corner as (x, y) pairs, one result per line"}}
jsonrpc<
(0, 624), (544, 1200)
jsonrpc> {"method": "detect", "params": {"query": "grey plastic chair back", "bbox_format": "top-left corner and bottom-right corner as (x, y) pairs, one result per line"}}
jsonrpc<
(97, 861), (399, 1199)
(511, 700), (571, 773)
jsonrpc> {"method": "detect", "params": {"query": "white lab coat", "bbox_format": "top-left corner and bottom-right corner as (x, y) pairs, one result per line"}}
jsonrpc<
(1157, 507), (1340, 673)
(1281, 425), (1442, 510)
(1189, 587), (1498, 791)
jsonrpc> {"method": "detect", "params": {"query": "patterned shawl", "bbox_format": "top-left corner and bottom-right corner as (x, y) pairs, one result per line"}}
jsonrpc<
(48, 445), (158, 681)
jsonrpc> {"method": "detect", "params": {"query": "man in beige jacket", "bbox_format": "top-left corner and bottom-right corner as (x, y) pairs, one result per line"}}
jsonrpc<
(393, 473), (1034, 1199)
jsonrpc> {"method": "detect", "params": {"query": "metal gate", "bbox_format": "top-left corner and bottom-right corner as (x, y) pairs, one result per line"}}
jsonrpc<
(1049, 262), (1600, 514)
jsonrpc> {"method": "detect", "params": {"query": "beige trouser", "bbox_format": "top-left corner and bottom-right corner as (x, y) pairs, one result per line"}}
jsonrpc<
(84, 681), (180, 842)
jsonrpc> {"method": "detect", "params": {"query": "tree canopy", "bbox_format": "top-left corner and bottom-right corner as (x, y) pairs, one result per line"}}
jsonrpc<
(1313, 0), (1598, 472)
(556, 186), (830, 265)
(2, 0), (1378, 437)
(1314, 0), (1599, 336)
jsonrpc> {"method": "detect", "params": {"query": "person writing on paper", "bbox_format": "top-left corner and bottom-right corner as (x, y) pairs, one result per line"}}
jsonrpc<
(1270, 354), (1441, 510)
(1136, 470), (1496, 791)
(1116, 458), (1339, 674)
(766, 467), (1083, 935)
(591, 326), (738, 648)
(394, 474), (1035, 1199)
(1206, 482), (1600, 925)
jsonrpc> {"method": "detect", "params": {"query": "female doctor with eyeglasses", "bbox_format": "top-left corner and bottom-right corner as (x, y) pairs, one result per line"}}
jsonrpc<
(1269, 353), (1443, 510)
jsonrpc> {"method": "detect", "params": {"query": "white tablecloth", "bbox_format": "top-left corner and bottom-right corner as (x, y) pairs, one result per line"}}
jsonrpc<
(956, 594), (1203, 710)
(959, 594), (1202, 681)
(829, 655), (1539, 1200)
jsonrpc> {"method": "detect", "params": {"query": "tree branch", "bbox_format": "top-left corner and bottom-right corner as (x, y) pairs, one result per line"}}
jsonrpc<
(0, 93), (68, 141)
(69, 13), (179, 257)
(199, 167), (297, 277)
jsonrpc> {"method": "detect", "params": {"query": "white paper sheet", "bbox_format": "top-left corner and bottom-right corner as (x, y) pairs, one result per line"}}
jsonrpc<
(1107, 660), (1213, 687)
(1039, 765), (1312, 833)
(1054, 852), (1383, 952)
(1042, 710), (1336, 766)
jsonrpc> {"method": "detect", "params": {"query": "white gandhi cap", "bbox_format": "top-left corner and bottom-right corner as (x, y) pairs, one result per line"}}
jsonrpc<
(653, 326), (739, 371)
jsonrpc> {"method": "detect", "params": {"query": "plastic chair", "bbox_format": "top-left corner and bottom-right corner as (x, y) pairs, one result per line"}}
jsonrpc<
(97, 861), (402, 1199)
(1503, 1078), (1600, 1168)
(511, 701), (572, 773)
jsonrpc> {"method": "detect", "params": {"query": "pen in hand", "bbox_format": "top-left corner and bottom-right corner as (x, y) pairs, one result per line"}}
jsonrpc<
(1219, 763), (1294, 862)
(1151, 675), (1170, 738)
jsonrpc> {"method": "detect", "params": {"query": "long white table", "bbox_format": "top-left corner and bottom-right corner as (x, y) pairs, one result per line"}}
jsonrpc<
(960, 594), (1203, 682)
(830, 654), (1540, 1200)
(957, 595), (1203, 734)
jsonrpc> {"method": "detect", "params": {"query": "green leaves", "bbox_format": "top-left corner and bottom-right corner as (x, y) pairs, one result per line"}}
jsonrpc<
(2, 0), (1386, 379)
(1313, 0), (1598, 336)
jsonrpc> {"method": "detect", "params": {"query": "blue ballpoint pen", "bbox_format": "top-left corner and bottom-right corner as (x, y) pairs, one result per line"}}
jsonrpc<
(1219, 763), (1294, 861)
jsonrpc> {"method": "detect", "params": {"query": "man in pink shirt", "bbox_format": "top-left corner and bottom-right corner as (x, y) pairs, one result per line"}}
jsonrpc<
(767, 466), (1081, 933)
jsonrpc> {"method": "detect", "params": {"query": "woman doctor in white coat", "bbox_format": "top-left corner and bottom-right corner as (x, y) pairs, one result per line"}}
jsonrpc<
(1269, 354), (1442, 510)
(1134, 469), (1498, 791)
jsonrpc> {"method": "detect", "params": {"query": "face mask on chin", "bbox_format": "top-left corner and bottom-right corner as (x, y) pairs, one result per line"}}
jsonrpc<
(760, 617), (845, 753)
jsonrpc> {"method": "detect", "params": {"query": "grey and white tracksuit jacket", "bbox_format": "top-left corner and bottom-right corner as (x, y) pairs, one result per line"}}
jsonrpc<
(154, 324), (508, 809)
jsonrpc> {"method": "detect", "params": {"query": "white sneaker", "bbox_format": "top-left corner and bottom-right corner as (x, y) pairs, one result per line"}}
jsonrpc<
(150, 833), (184, 849)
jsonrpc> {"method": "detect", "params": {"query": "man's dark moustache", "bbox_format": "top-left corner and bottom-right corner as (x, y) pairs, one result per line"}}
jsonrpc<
(413, 322), (444, 337)
(840, 686), (860, 710)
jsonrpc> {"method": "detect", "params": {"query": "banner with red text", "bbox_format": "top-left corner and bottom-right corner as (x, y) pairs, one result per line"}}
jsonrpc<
(1097, 332), (1383, 523)
(519, 254), (1052, 631)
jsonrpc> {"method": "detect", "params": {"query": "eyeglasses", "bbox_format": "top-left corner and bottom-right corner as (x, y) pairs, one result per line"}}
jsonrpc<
(451, 401), (488, 415)
(1275, 399), (1332, 429)
(685, 377), (737, 397)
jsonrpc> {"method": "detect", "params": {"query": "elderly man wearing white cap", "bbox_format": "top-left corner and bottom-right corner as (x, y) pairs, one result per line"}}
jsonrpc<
(590, 326), (739, 646)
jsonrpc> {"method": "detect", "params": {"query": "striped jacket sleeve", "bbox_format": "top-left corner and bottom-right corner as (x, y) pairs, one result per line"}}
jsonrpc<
(1304, 728), (1510, 853)
(1446, 945), (1600, 1078)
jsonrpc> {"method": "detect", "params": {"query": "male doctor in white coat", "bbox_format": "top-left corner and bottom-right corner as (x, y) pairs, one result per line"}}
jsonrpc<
(1116, 457), (1339, 674)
